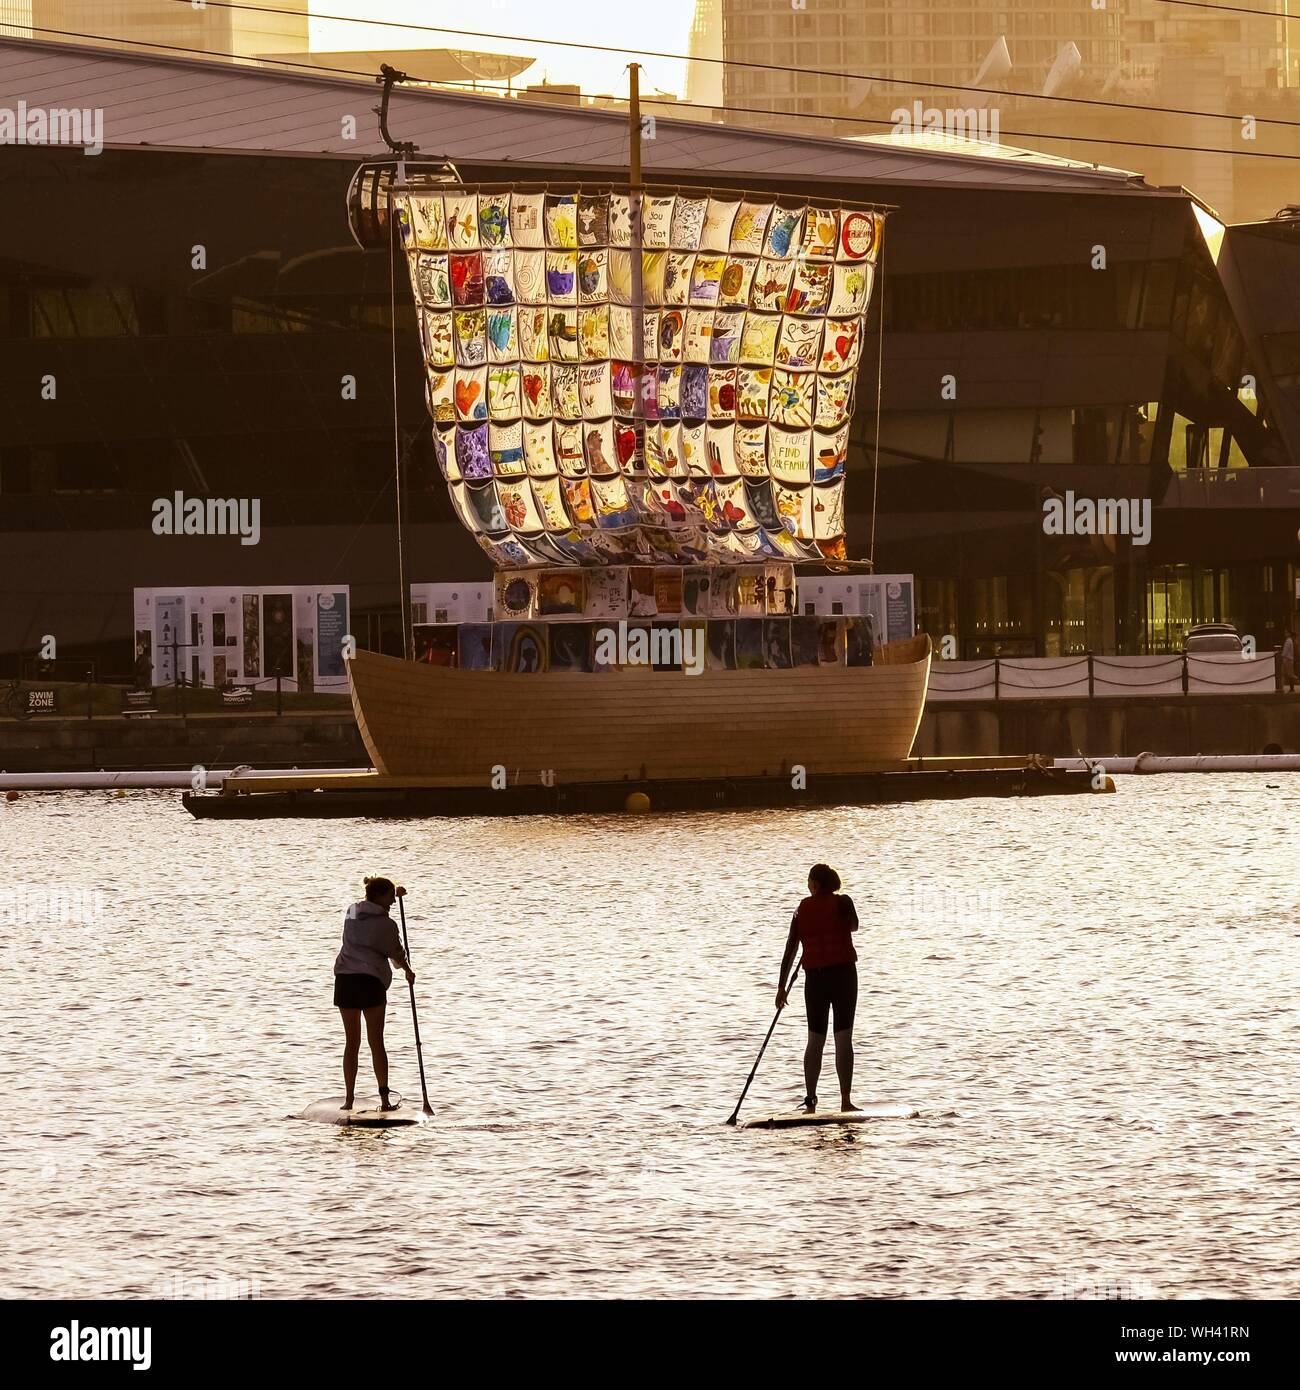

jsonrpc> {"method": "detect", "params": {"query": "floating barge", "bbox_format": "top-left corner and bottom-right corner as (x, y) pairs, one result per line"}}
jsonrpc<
(181, 755), (1105, 819)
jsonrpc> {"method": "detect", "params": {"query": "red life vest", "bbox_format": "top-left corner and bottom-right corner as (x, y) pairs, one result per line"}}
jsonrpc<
(794, 893), (856, 969)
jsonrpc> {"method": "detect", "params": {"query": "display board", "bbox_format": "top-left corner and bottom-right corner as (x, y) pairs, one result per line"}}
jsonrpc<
(409, 614), (874, 674)
(395, 185), (886, 568)
(465, 562), (798, 622)
(410, 582), (493, 625)
(795, 574), (916, 642)
(133, 587), (351, 691)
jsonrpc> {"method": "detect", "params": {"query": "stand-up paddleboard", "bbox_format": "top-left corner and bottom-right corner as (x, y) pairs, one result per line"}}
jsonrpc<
(741, 1102), (918, 1129)
(298, 1096), (427, 1128)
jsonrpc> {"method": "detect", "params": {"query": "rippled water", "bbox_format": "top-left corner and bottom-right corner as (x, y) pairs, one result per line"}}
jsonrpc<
(2, 777), (1298, 1299)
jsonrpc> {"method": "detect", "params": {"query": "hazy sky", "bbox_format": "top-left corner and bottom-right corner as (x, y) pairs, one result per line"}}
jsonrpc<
(310, 0), (700, 98)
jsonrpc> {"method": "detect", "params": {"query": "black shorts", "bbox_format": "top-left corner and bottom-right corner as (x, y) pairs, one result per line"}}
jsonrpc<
(333, 973), (387, 1010)
(804, 962), (857, 1035)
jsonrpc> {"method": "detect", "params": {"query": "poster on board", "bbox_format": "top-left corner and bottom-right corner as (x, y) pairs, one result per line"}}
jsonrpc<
(410, 582), (492, 625)
(153, 595), (185, 687)
(794, 574), (915, 641)
(317, 592), (348, 678)
(134, 587), (351, 691)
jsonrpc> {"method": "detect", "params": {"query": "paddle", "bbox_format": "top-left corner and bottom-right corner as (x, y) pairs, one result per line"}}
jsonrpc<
(725, 956), (802, 1126)
(395, 890), (434, 1117)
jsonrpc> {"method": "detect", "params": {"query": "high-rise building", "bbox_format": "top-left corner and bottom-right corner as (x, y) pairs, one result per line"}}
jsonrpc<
(28, 0), (308, 61)
(686, 0), (724, 111)
(1126, 0), (1296, 92)
(1113, 1), (1298, 222)
(0, 1), (30, 38)
(719, 1), (1300, 222)
(721, 0), (1122, 118)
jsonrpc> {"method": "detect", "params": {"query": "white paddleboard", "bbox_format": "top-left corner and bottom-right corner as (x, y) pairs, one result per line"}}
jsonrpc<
(742, 1102), (918, 1130)
(298, 1096), (427, 1128)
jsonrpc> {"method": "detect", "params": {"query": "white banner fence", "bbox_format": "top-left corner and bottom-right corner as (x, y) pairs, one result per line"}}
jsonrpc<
(928, 652), (1285, 700)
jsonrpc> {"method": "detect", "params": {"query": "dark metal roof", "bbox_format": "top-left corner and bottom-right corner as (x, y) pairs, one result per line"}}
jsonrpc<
(1226, 214), (1300, 244)
(0, 34), (1173, 197)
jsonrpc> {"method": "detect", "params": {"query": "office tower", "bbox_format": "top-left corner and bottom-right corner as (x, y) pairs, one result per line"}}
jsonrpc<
(687, 0), (724, 111)
(721, 0), (1122, 116)
(29, 0), (309, 60)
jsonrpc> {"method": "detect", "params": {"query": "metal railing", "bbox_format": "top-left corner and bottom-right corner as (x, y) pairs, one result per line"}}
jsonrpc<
(1161, 467), (1300, 508)
(928, 651), (1286, 700)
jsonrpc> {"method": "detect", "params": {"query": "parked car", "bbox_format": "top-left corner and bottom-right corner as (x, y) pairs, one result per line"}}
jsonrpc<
(1183, 623), (1243, 654)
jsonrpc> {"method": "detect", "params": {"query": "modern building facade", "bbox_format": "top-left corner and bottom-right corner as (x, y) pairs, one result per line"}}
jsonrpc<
(0, 35), (1297, 676)
(720, 0), (1122, 117)
(1126, 0), (1296, 93)
(26, 0), (309, 60)
(686, 0), (724, 111)
(0, 4), (30, 40)
(719, 1), (1300, 225)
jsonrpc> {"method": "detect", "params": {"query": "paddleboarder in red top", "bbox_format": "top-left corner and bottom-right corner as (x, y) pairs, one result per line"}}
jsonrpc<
(775, 863), (860, 1113)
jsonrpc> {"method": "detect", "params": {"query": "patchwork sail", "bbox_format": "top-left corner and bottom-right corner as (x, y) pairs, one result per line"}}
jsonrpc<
(394, 186), (884, 567)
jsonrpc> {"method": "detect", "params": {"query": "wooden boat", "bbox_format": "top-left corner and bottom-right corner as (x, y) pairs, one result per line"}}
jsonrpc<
(342, 155), (931, 790)
(348, 635), (931, 784)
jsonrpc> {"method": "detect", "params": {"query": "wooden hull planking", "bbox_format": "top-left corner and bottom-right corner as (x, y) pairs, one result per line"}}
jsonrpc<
(347, 636), (931, 784)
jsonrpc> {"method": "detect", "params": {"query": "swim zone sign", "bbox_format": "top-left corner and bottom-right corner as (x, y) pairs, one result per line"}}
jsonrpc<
(24, 688), (58, 715)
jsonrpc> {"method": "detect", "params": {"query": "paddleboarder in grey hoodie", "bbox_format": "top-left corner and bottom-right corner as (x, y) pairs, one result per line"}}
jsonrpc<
(333, 877), (415, 1111)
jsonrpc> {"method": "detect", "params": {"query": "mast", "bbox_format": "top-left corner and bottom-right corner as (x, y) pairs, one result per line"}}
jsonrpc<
(389, 177), (412, 661)
(628, 64), (645, 457)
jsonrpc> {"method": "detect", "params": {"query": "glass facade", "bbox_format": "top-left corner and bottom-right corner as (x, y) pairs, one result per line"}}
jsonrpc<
(872, 203), (1297, 656)
(1144, 563), (1298, 654)
(0, 146), (445, 530)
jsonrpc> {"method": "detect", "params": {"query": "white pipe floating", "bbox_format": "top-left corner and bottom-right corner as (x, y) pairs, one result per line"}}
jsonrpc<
(0, 767), (372, 791)
(1053, 753), (1300, 774)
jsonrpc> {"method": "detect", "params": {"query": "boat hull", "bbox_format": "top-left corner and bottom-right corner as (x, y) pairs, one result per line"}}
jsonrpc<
(347, 636), (931, 785)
